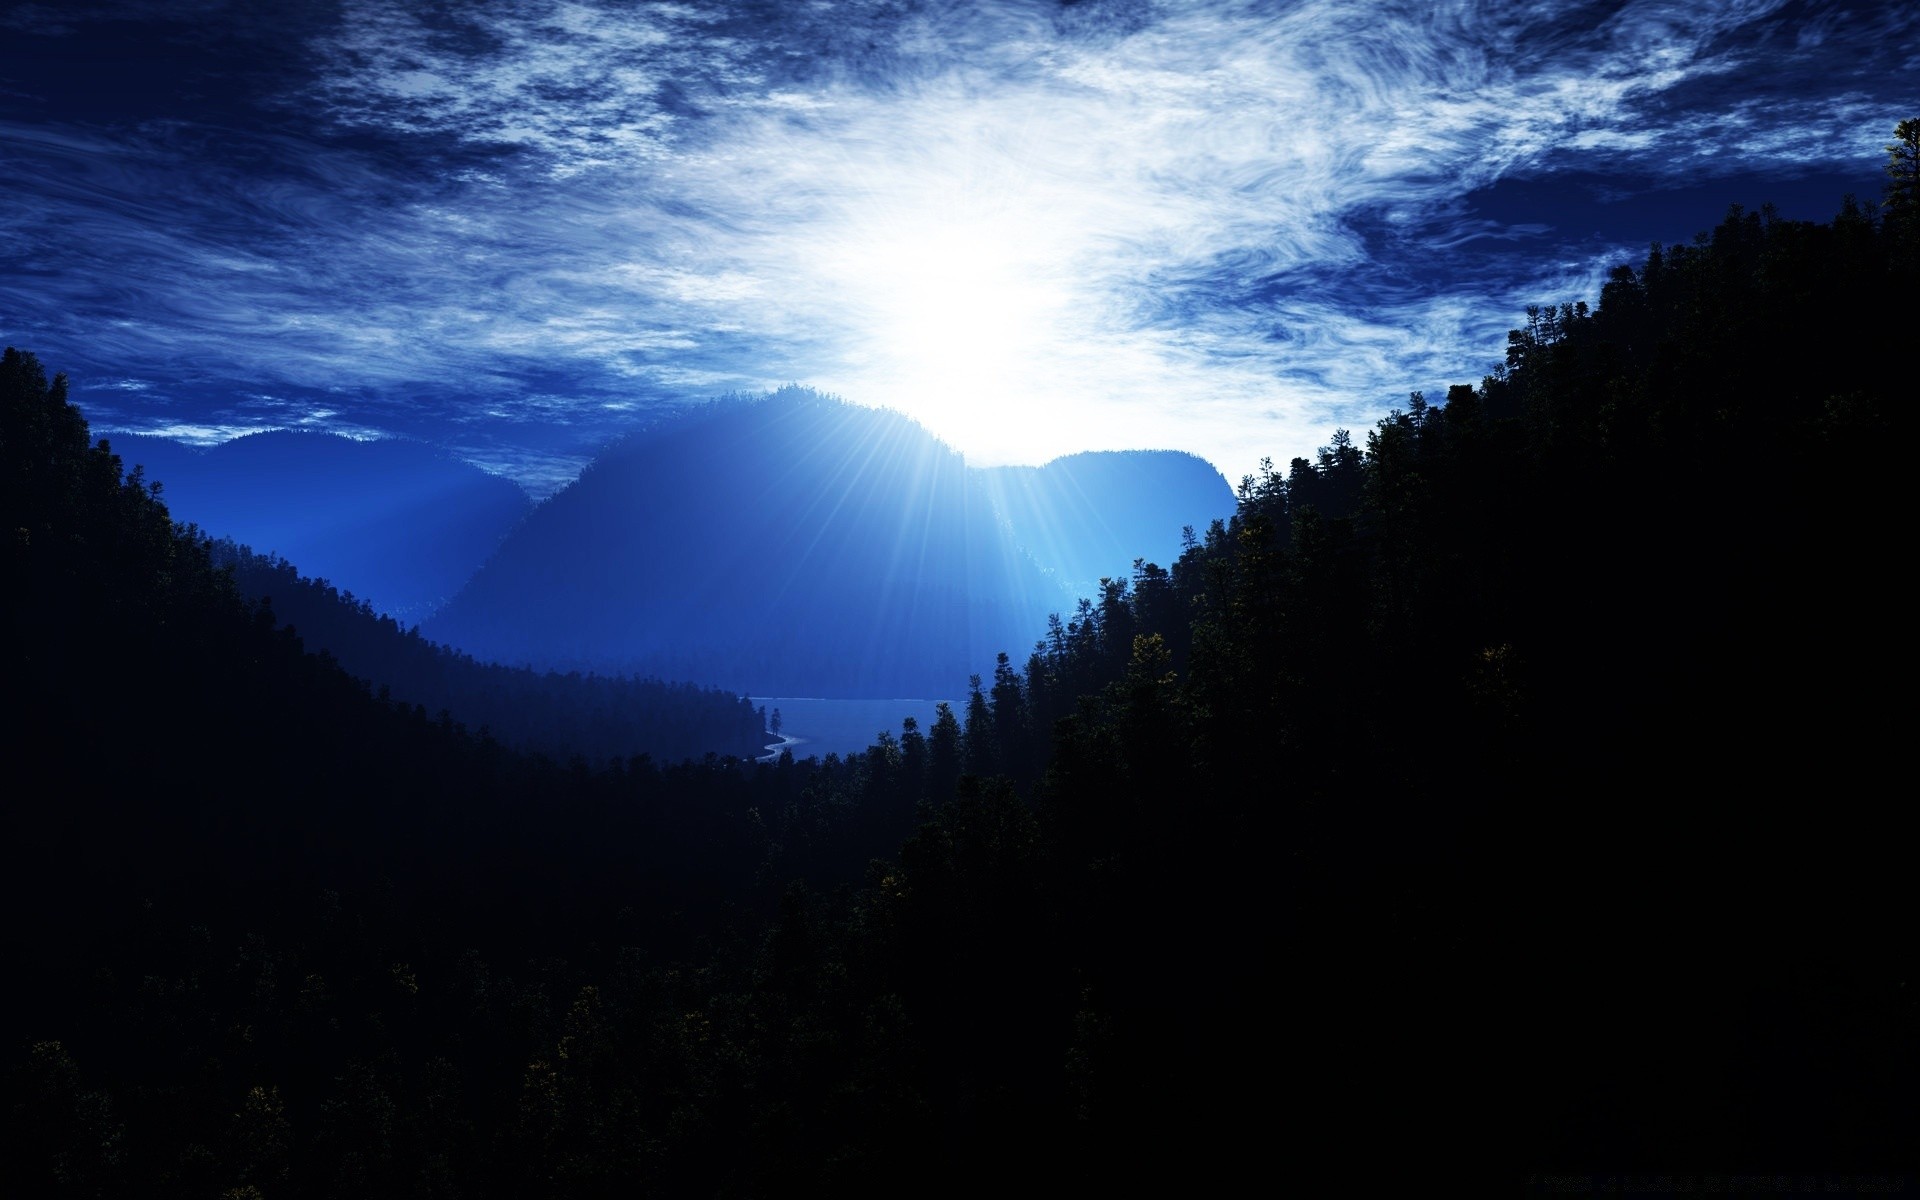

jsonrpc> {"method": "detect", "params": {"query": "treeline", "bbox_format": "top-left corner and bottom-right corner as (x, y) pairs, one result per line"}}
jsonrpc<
(5, 155), (1916, 1193)
(212, 541), (768, 764)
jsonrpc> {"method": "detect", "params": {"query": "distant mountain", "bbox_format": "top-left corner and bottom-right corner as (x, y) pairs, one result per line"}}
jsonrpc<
(426, 388), (1068, 697)
(215, 541), (769, 763)
(114, 430), (531, 622)
(973, 450), (1237, 600)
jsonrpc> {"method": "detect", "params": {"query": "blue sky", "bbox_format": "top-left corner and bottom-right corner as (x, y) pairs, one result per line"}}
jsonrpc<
(2, 0), (1911, 495)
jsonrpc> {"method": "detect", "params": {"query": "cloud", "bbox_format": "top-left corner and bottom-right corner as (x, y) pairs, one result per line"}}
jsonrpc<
(106, 420), (273, 446)
(3, 0), (1912, 489)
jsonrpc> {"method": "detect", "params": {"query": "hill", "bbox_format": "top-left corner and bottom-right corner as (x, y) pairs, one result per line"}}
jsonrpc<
(214, 541), (768, 763)
(116, 429), (531, 622)
(426, 388), (1067, 697)
(974, 449), (1236, 599)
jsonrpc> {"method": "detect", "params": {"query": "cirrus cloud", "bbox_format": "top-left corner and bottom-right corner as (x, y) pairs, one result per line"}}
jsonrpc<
(2, 0), (1910, 491)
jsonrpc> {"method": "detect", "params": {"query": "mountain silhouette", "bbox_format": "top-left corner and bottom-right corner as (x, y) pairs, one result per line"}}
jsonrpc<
(212, 540), (769, 762)
(425, 388), (1066, 697)
(974, 450), (1237, 599)
(116, 430), (531, 622)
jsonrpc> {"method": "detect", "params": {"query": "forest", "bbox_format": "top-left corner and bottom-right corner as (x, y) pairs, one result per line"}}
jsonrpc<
(210, 541), (769, 765)
(3, 132), (1915, 1195)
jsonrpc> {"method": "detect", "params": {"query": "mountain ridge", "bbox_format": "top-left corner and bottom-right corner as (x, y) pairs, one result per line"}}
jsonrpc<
(974, 448), (1237, 599)
(114, 429), (531, 623)
(425, 387), (1067, 697)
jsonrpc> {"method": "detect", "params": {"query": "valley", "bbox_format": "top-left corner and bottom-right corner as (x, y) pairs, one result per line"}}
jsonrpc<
(751, 696), (962, 762)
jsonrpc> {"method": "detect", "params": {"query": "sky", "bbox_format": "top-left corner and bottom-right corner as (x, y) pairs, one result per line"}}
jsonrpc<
(2, 0), (1912, 497)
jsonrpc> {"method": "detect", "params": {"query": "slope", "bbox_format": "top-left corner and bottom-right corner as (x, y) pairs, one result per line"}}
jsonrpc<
(215, 541), (768, 763)
(426, 388), (1067, 697)
(116, 429), (531, 622)
(973, 449), (1237, 600)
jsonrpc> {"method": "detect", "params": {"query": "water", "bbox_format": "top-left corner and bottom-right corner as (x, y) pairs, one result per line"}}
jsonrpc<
(749, 696), (960, 761)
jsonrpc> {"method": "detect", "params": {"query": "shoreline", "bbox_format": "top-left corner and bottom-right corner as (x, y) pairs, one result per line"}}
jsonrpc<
(747, 696), (961, 762)
(756, 731), (806, 764)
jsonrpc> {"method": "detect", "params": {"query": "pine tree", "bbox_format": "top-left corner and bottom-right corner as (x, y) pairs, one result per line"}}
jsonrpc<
(1886, 118), (1920, 214)
(1885, 118), (1920, 255)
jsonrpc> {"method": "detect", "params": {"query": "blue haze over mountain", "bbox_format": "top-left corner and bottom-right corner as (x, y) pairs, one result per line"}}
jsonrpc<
(117, 431), (531, 623)
(976, 451), (1236, 601)
(209, 540), (768, 763)
(426, 388), (1068, 698)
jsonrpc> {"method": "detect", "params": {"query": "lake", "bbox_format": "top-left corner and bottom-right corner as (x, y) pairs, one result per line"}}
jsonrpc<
(749, 696), (961, 761)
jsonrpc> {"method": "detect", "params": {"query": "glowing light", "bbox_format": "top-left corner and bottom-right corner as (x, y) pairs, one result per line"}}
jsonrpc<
(817, 185), (1085, 461)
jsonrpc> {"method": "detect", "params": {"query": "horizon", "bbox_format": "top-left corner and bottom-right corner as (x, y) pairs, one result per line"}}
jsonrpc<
(106, 386), (1244, 501)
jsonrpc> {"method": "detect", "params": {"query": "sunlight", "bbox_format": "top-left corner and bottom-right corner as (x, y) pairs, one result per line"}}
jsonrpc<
(844, 212), (1082, 449)
(820, 188), (1088, 463)
(753, 80), (1342, 479)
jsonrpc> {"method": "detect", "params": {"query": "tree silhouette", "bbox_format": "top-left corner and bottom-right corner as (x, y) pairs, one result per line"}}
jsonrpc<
(1886, 117), (1920, 254)
(1887, 118), (1920, 207)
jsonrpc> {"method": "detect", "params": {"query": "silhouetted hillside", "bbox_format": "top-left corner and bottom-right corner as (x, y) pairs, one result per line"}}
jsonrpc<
(214, 541), (767, 763)
(117, 430), (530, 622)
(974, 449), (1236, 599)
(943, 194), (1913, 1183)
(426, 388), (1064, 696)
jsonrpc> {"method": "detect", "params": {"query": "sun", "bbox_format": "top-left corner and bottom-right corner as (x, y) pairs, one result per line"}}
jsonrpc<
(820, 198), (1086, 464)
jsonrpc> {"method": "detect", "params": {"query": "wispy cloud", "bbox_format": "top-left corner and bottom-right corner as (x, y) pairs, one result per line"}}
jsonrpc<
(113, 420), (273, 446)
(3, 0), (1911, 489)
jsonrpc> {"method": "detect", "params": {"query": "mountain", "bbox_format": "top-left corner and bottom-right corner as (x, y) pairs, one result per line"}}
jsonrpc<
(425, 388), (1068, 697)
(3, 348), (544, 906)
(115, 430), (531, 622)
(214, 541), (769, 763)
(973, 450), (1237, 600)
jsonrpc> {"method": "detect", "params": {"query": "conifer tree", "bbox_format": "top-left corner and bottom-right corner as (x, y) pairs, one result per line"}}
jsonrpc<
(1887, 118), (1920, 212)
(1885, 118), (1920, 255)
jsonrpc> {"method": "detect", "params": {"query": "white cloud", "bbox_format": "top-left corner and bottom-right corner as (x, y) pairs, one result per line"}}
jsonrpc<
(7, 0), (1907, 491)
(109, 420), (273, 445)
